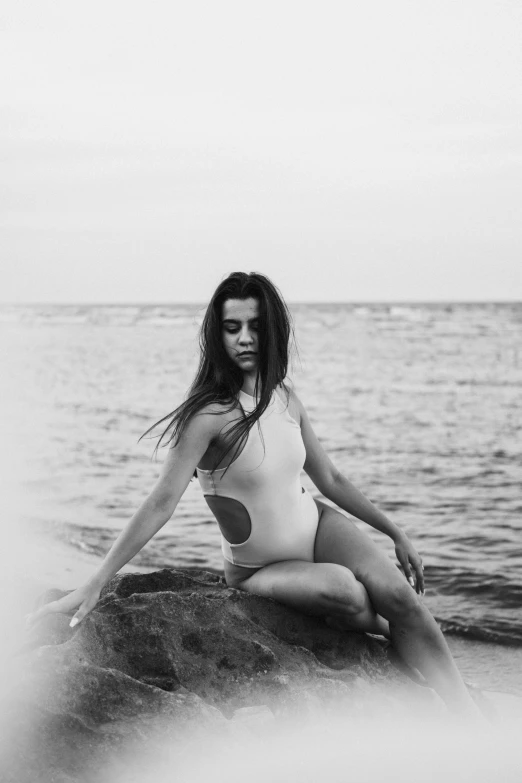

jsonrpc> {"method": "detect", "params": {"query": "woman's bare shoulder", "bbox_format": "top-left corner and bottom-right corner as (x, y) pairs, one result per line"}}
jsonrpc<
(192, 398), (241, 431)
(198, 396), (241, 415)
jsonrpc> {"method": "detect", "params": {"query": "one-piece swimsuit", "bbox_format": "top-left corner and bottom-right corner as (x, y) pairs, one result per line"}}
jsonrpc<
(196, 388), (319, 568)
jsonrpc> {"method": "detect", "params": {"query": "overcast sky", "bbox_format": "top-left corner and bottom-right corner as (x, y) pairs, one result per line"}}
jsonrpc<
(2, 0), (522, 303)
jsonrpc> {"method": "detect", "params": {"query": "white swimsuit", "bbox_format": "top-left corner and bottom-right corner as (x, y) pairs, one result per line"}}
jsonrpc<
(196, 389), (320, 567)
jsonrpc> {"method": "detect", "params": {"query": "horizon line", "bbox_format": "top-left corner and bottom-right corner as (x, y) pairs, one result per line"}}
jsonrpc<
(1, 299), (521, 307)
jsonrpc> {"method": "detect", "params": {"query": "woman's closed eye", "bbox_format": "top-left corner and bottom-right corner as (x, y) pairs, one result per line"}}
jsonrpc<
(224, 326), (258, 334)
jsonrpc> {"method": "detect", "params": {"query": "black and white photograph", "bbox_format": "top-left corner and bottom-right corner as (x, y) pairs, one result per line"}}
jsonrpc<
(1, 1), (521, 781)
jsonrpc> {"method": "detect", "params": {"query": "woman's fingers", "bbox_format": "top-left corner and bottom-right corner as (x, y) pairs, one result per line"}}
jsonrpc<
(414, 559), (425, 595)
(398, 554), (415, 588)
(395, 540), (426, 596)
(26, 598), (68, 627)
(403, 555), (424, 595)
(69, 595), (99, 628)
(25, 587), (100, 629)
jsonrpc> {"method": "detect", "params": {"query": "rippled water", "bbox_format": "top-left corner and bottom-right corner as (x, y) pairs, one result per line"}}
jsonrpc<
(1, 302), (521, 656)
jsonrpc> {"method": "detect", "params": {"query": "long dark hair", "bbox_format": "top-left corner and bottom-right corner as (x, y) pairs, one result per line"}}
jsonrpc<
(140, 272), (297, 476)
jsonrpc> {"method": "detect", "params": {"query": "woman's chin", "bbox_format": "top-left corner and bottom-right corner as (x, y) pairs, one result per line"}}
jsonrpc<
(236, 357), (258, 368)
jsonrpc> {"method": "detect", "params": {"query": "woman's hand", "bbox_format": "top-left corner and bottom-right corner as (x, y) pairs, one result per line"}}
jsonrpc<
(26, 582), (102, 629)
(394, 534), (425, 595)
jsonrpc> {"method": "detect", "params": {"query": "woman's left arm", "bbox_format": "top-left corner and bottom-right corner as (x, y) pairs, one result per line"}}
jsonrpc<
(292, 391), (425, 593)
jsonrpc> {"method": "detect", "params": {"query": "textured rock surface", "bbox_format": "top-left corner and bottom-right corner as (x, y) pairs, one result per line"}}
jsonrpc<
(1, 568), (417, 782)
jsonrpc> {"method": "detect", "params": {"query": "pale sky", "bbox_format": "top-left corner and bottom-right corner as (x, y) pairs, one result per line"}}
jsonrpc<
(2, 0), (522, 303)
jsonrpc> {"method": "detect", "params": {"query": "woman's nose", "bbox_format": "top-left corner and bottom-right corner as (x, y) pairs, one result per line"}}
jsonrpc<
(239, 327), (254, 343)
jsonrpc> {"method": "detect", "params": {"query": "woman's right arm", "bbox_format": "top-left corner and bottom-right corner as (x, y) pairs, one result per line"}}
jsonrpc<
(27, 407), (221, 627)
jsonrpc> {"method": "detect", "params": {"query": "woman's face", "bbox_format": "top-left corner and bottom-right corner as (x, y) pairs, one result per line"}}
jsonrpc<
(221, 297), (260, 373)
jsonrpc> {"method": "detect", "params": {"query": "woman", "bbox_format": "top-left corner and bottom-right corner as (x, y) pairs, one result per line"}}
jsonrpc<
(28, 272), (480, 718)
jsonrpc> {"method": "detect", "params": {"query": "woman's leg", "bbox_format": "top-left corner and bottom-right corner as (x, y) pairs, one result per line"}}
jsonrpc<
(229, 558), (387, 636)
(313, 500), (481, 717)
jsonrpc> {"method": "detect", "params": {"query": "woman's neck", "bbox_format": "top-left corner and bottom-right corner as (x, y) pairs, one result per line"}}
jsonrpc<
(241, 372), (260, 397)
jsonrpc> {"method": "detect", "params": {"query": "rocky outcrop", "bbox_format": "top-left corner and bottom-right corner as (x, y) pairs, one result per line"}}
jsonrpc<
(1, 568), (426, 783)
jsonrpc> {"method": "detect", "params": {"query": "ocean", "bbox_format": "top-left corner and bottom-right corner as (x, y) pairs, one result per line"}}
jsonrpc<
(1, 302), (521, 693)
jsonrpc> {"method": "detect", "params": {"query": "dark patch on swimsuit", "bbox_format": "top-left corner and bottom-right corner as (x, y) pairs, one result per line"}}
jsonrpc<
(204, 495), (252, 545)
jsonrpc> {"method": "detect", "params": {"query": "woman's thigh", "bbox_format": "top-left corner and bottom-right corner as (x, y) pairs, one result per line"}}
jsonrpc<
(235, 558), (366, 618)
(313, 499), (418, 619)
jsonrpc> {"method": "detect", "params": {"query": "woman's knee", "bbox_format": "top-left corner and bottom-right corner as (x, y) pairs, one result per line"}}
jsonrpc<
(378, 580), (423, 623)
(318, 565), (368, 617)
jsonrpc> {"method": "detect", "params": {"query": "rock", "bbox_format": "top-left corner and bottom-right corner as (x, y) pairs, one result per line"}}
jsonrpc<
(1, 568), (402, 782)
